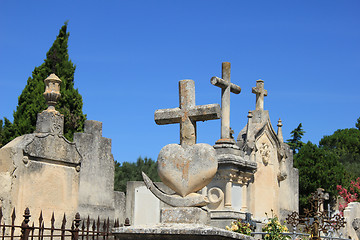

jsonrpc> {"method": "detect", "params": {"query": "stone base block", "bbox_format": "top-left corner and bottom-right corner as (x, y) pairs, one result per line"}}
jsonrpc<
(112, 223), (254, 240)
(161, 207), (210, 224)
(209, 210), (246, 229)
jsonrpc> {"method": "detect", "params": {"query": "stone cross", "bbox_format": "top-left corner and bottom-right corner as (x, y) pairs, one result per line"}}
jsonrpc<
(210, 62), (241, 140)
(154, 79), (220, 146)
(252, 79), (267, 111)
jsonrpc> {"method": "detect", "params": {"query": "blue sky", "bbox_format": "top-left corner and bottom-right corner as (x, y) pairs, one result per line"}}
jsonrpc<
(1, 1), (359, 163)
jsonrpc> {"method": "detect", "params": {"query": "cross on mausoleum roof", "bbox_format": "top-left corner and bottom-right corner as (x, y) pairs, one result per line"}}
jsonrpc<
(252, 79), (267, 111)
(154, 79), (220, 146)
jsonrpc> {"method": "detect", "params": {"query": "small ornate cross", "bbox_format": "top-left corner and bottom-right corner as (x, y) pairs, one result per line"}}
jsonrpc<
(252, 79), (267, 111)
(154, 79), (220, 146)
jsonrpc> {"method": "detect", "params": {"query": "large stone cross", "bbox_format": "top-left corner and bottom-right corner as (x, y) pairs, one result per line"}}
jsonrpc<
(154, 79), (220, 146)
(210, 62), (241, 140)
(252, 79), (267, 111)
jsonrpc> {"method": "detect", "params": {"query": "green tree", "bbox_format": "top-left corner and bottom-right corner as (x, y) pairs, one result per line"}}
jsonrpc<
(1, 118), (15, 148)
(114, 157), (161, 193)
(294, 141), (350, 211)
(319, 127), (360, 178)
(356, 117), (360, 130)
(2, 22), (86, 144)
(286, 123), (305, 154)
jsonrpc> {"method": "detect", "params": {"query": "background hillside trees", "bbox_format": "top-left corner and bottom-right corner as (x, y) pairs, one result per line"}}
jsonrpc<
(319, 126), (360, 178)
(290, 118), (360, 212)
(114, 157), (160, 193)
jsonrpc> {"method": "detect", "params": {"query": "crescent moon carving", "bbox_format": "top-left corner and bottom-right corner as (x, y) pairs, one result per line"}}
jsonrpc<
(142, 172), (209, 207)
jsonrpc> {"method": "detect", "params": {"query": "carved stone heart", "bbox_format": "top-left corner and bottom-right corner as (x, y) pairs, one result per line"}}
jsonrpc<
(157, 143), (218, 197)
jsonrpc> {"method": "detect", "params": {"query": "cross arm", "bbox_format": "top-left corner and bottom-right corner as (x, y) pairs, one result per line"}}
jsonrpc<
(154, 107), (182, 125)
(188, 104), (221, 121)
(210, 77), (241, 94)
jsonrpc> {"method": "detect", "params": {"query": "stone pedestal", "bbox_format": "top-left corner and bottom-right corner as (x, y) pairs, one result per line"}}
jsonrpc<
(161, 207), (210, 224)
(209, 210), (246, 229)
(35, 111), (64, 135)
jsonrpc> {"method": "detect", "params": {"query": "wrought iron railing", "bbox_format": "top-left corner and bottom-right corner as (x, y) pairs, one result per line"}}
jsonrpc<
(0, 207), (122, 240)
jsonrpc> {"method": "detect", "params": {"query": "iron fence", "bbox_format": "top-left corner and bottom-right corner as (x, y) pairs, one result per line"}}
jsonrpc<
(0, 207), (121, 240)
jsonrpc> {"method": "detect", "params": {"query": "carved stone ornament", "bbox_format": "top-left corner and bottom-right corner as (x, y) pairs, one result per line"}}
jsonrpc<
(43, 74), (62, 112)
(215, 169), (252, 185)
(259, 142), (271, 165)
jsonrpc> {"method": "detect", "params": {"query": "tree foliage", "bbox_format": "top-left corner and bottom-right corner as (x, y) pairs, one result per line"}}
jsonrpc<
(1, 22), (86, 144)
(114, 157), (161, 193)
(319, 127), (360, 178)
(294, 141), (350, 211)
(286, 123), (305, 154)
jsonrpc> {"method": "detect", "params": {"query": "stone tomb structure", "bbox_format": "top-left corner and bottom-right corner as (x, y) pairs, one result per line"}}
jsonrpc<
(114, 78), (254, 240)
(207, 63), (298, 227)
(0, 74), (124, 224)
(125, 63), (298, 228)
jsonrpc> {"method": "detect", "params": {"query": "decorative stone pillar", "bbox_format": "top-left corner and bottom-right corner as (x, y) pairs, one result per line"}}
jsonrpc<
(277, 118), (283, 143)
(241, 183), (248, 212)
(224, 180), (232, 208)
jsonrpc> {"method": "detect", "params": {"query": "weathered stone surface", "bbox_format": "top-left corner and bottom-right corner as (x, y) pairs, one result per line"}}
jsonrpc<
(209, 210), (246, 229)
(0, 74), (125, 225)
(158, 143), (217, 197)
(35, 111), (64, 135)
(112, 223), (255, 240)
(252, 79), (267, 111)
(352, 218), (360, 240)
(233, 79), (298, 222)
(0, 134), (81, 223)
(210, 62), (241, 140)
(74, 120), (119, 221)
(154, 79), (220, 146)
(342, 202), (360, 240)
(142, 172), (209, 207)
(25, 133), (81, 166)
(43, 73), (62, 112)
(161, 207), (210, 224)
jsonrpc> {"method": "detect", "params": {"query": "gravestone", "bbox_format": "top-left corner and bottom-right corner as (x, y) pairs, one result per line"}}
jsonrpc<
(207, 62), (257, 227)
(125, 63), (299, 228)
(114, 79), (253, 240)
(0, 74), (81, 222)
(236, 79), (298, 221)
(0, 74), (124, 224)
(74, 120), (125, 223)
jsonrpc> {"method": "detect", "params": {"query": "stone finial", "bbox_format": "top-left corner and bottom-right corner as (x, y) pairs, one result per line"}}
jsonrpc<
(277, 118), (284, 143)
(210, 62), (241, 141)
(245, 111), (255, 150)
(43, 73), (62, 112)
(35, 74), (64, 134)
(246, 111), (253, 134)
(252, 79), (267, 111)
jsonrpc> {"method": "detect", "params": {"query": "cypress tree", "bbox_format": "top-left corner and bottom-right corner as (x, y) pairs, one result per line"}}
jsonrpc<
(286, 123), (305, 154)
(2, 22), (86, 144)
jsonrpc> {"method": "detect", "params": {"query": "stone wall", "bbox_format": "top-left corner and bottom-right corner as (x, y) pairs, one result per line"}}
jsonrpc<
(342, 202), (360, 240)
(0, 115), (125, 224)
(74, 120), (120, 221)
(0, 126), (81, 223)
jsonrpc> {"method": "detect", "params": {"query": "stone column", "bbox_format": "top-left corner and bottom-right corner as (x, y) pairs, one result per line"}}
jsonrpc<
(224, 180), (232, 208)
(241, 183), (248, 212)
(277, 118), (284, 143)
